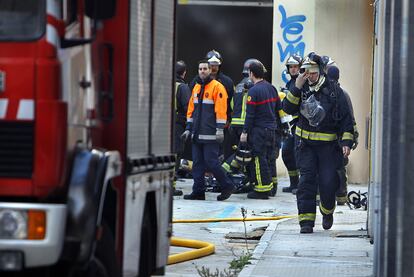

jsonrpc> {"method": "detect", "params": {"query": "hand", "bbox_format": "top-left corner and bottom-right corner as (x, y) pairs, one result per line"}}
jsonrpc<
(216, 128), (224, 143)
(181, 130), (191, 142)
(240, 132), (248, 143)
(295, 72), (308, 89)
(343, 146), (351, 158)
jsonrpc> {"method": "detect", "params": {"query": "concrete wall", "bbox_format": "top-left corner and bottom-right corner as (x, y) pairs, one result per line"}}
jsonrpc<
(272, 0), (374, 183)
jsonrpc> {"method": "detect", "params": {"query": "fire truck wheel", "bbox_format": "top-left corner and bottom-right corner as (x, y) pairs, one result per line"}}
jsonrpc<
(138, 205), (156, 277)
(89, 221), (120, 277)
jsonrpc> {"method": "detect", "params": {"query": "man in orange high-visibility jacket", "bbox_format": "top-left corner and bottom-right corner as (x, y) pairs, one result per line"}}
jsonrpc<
(181, 60), (234, 201)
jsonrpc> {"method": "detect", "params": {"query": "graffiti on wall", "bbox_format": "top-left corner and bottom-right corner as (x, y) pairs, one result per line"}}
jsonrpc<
(276, 5), (306, 83)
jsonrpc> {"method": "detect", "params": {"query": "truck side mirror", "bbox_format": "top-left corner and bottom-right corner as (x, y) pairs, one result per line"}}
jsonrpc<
(85, 0), (116, 20)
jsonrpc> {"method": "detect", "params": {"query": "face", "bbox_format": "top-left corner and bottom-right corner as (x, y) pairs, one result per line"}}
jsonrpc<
(289, 65), (300, 76)
(210, 64), (219, 75)
(307, 71), (320, 83)
(198, 63), (211, 80)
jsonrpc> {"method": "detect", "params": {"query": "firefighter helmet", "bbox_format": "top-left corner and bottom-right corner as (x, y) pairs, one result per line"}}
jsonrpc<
(206, 50), (223, 64)
(285, 54), (302, 76)
(242, 58), (260, 75)
(300, 52), (323, 74)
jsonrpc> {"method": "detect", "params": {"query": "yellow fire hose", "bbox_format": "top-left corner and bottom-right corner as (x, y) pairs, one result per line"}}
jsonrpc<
(168, 215), (296, 265)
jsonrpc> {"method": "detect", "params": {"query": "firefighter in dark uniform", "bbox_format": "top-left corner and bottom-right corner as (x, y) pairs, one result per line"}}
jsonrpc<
(325, 62), (359, 205)
(280, 55), (302, 194)
(190, 50), (235, 160)
(182, 60), (234, 201)
(283, 52), (354, 233)
(221, 59), (256, 175)
(240, 60), (282, 200)
(173, 60), (191, 196)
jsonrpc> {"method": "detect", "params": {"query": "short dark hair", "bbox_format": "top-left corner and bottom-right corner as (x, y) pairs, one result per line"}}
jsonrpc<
(176, 60), (186, 76)
(198, 59), (211, 68)
(249, 62), (265, 78)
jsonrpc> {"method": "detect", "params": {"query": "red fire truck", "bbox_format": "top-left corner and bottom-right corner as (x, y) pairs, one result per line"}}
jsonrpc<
(0, 0), (175, 276)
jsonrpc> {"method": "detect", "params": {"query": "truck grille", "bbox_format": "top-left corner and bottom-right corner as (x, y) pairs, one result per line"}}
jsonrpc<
(0, 122), (34, 178)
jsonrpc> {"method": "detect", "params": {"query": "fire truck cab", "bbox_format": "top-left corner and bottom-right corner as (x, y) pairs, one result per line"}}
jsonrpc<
(0, 0), (175, 276)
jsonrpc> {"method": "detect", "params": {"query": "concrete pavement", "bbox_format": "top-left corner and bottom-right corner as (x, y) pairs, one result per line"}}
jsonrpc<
(166, 177), (373, 277)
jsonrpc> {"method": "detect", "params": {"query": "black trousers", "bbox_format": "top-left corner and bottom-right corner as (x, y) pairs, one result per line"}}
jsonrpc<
(282, 126), (299, 187)
(248, 127), (275, 193)
(295, 139), (342, 227)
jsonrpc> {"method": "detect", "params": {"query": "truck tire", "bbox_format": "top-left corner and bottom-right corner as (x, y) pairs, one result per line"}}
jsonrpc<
(138, 203), (156, 277)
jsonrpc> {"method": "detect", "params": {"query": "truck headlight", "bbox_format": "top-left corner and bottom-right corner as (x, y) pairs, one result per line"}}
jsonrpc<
(0, 210), (27, 239)
(0, 209), (46, 240)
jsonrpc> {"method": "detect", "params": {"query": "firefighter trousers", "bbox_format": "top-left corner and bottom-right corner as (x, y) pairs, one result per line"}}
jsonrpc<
(282, 126), (299, 188)
(296, 139), (342, 227)
(248, 127), (275, 193)
(192, 142), (234, 195)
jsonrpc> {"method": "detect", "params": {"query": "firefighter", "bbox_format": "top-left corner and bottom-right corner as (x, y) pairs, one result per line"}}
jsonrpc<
(182, 60), (234, 201)
(283, 52), (354, 233)
(221, 59), (256, 175)
(280, 55), (302, 194)
(173, 60), (192, 196)
(325, 63), (359, 205)
(190, 50), (235, 160)
(240, 60), (282, 200)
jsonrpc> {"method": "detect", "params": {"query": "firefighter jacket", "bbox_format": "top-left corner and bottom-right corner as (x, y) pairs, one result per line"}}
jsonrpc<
(175, 76), (191, 124)
(283, 76), (354, 147)
(243, 80), (282, 133)
(281, 75), (299, 125)
(190, 72), (235, 119)
(186, 76), (228, 143)
(230, 77), (250, 126)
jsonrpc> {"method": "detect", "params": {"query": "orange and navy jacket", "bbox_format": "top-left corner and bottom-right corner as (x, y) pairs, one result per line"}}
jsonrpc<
(243, 80), (282, 132)
(186, 76), (228, 143)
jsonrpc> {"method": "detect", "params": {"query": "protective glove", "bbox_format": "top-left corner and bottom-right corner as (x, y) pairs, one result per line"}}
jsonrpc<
(181, 130), (191, 142)
(281, 123), (291, 138)
(240, 132), (248, 143)
(295, 72), (307, 89)
(216, 128), (224, 143)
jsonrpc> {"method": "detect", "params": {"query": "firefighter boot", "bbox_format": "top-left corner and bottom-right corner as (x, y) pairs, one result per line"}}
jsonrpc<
(322, 214), (334, 230)
(300, 225), (313, 234)
(247, 191), (269, 200)
(269, 181), (277, 197)
(183, 192), (205, 200)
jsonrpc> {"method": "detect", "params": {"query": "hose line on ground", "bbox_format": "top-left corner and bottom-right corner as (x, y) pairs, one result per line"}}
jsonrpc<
(168, 215), (296, 264)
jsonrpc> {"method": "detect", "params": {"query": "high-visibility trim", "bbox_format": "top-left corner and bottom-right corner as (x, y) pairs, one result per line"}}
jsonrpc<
(240, 93), (247, 120)
(255, 157), (262, 187)
(319, 203), (335, 215)
(353, 124), (358, 133)
(202, 99), (214, 104)
(286, 92), (300, 105)
(222, 162), (231, 173)
(292, 115), (299, 119)
(216, 119), (226, 124)
(231, 118), (245, 125)
(187, 118), (193, 123)
(295, 126), (338, 141)
(342, 132), (354, 141)
(272, 177), (278, 185)
(247, 97), (279, 106)
(198, 134), (216, 140)
(336, 196), (347, 203)
(230, 160), (240, 168)
(288, 170), (299, 177)
(255, 182), (273, 192)
(298, 213), (316, 222)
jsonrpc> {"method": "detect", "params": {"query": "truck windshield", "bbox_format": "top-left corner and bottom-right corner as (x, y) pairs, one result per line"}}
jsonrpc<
(0, 0), (46, 41)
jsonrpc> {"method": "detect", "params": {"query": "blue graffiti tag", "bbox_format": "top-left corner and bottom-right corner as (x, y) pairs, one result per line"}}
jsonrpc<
(276, 5), (306, 83)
